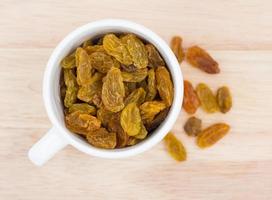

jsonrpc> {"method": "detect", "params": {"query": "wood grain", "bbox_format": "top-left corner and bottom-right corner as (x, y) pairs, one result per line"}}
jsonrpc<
(1, 0), (272, 199)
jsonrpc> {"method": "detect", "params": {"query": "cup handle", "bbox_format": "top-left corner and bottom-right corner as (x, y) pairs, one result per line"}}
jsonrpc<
(28, 127), (69, 166)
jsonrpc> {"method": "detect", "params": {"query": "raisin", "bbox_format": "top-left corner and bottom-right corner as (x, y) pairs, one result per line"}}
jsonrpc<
(84, 45), (105, 55)
(121, 68), (148, 82)
(75, 47), (94, 85)
(96, 108), (114, 127)
(196, 83), (218, 113)
(90, 52), (120, 73)
(170, 36), (184, 63)
(164, 133), (187, 162)
(68, 103), (96, 115)
(197, 123), (230, 148)
(183, 80), (200, 114)
(134, 123), (148, 139)
(103, 34), (132, 65)
(145, 108), (169, 132)
(186, 46), (220, 74)
(61, 51), (76, 69)
(184, 116), (202, 136)
(82, 39), (93, 48)
(120, 103), (142, 136)
(216, 86), (232, 113)
(86, 128), (116, 149)
(65, 111), (101, 136)
(63, 69), (78, 108)
(124, 87), (146, 106)
(102, 67), (125, 112)
(140, 101), (166, 123)
(121, 34), (148, 69)
(156, 66), (174, 107)
(108, 113), (129, 148)
(145, 69), (157, 101)
(77, 73), (103, 103)
(145, 44), (165, 68)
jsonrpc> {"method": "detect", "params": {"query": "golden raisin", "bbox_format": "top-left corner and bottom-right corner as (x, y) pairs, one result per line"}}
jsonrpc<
(186, 46), (220, 74)
(216, 86), (232, 113)
(164, 133), (187, 162)
(197, 123), (230, 148)
(196, 83), (218, 113)
(170, 36), (184, 63)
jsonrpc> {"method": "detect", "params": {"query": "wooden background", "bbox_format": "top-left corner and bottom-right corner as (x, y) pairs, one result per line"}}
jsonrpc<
(1, 0), (272, 199)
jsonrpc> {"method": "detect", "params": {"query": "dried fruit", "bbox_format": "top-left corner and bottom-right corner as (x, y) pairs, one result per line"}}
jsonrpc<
(124, 87), (146, 106)
(196, 83), (218, 113)
(76, 48), (93, 85)
(121, 68), (148, 82)
(145, 44), (165, 68)
(184, 116), (202, 136)
(126, 137), (140, 146)
(82, 39), (93, 48)
(63, 69), (78, 108)
(84, 45), (105, 55)
(164, 133), (187, 162)
(90, 52), (120, 73)
(68, 103), (96, 115)
(108, 113), (129, 148)
(140, 101), (166, 123)
(156, 66), (174, 106)
(197, 123), (230, 148)
(186, 46), (220, 74)
(170, 36), (184, 63)
(65, 111), (101, 136)
(124, 82), (137, 96)
(183, 80), (200, 114)
(121, 64), (137, 72)
(134, 123), (148, 139)
(145, 69), (157, 101)
(86, 128), (116, 149)
(121, 34), (148, 68)
(120, 103), (142, 136)
(145, 108), (169, 132)
(103, 34), (132, 65)
(102, 67), (125, 112)
(97, 108), (114, 127)
(77, 73), (103, 103)
(61, 51), (76, 69)
(216, 86), (232, 113)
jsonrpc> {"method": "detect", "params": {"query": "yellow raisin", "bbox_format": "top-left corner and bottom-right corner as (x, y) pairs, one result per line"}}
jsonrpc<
(140, 101), (166, 123)
(216, 86), (232, 113)
(164, 133), (187, 162)
(196, 83), (218, 113)
(103, 34), (132, 65)
(102, 67), (125, 112)
(121, 34), (148, 69)
(120, 103), (142, 136)
(86, 128), (116, 149)
(170, 36), (184, 63)
(197, 123), (230, 148)
(121, 68), (148, 82)
(156, 66), (174, 107)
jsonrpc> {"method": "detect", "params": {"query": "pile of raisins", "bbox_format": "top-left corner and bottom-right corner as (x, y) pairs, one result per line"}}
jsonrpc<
(60, 33), (174, 149)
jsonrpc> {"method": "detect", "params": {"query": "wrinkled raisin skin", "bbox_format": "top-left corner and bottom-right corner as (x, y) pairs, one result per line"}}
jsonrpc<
(164, 133), (187, 162)
(197, 123), (230, 148)
(186, 46), (220, 74)
(196, 83), (218, 113)
(170, 36), (184, 63)
(217, 86), (232, 113)
(183, 80), (200, 114)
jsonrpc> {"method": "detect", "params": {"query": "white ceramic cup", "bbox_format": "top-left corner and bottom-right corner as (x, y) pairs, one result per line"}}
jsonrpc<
(28, 19), (183, 166)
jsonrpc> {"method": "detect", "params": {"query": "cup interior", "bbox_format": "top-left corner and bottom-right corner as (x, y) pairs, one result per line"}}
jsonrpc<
(44, 19), (183, 158)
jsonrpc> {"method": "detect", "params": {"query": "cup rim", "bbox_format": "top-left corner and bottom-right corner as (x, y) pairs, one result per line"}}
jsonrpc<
(43, 19), (183, 158)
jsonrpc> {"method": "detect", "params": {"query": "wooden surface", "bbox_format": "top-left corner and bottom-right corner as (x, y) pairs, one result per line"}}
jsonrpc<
(1, 1), (272, 199)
